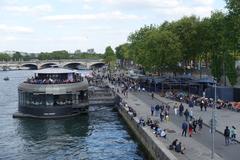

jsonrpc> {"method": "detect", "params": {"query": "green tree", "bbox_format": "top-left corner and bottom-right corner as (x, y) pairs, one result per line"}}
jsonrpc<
(139, 29), (181, 73)
(0, 53), (11, 61)
(12, 52), (23, 61)
(225, 53), (237, 85)
(166, 16), (200, 68)
(115, 43), (131, 68)
(128, 25), (157, 66)
(104, 46), (116, 68)
(225, 0), (240, 52)
(38, 52), (49, 60)
(51, 50), (69, 59)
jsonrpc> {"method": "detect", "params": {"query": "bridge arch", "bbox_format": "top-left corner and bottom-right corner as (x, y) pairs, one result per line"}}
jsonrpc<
(40, 63), (58, 69)
(89, 62), (105, 69)
(21, 64), (38, 70)
(63, 62), (86, 70)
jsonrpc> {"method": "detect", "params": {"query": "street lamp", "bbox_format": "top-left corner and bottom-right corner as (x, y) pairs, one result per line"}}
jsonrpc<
(211, 80), (217, 159)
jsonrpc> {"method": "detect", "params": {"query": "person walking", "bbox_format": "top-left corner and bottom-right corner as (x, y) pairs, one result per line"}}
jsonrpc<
(224, 126), (230, 145)
(189, 109), (193, 121)
(155, 104), (160, 117)
(230, 126), (236, 144)
(189, 122), (193, 137)
(184, 109), (190, 122)
(165, 110), (169, 122)
(179, 103), (184, 117)
(151, 92), (154, 99)
(160, 111), (164, 122)
(174, 103), (178, 116)
(166, 105), (170, 112)
(160, 104), (164, 113)
(182, 121), (188, 137)
(189, 100), (194, 108)
(200, 100), (204, 111)
(151, 105), (155, 116)
(204, 100), (208, 111)
(198, 117), (203, 131)
(193, 119), (197, 133)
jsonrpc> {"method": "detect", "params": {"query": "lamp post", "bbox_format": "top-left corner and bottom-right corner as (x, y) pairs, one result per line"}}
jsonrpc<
(211, 81), (217, 159)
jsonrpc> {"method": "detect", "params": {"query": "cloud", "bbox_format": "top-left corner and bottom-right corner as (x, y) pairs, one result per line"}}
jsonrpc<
(0, 24), (33, 33)
(158, 5), (213, 19)
(54, 36), (88, 41)
(58, 0), (215, 18)
(105, 0), (180, 8)
(41, 11), (143, 22)
(2, 4), (53, 14)
(193, 0), (214, 6)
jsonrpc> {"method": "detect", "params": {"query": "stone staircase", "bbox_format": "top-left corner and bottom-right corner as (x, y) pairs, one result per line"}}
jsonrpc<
(88, 86), (116, 106)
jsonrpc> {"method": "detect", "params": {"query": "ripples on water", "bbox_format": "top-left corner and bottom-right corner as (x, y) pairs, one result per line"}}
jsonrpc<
(0, 70), (146, 160)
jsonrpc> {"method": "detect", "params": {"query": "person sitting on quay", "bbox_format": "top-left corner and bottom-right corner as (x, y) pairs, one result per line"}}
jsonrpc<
(156, 127), (162, 137)
(160, 129), (167, 138)
(150, 121), (158, 130)
(154, 125), (160, 136)
(138, 117), (145, 127)
(175, 142), (185, 154)
(146, 118), (153, 126)
(170, 139), (178, 149)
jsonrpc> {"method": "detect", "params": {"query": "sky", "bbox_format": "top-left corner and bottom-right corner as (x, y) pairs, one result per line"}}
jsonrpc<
(0, 0), (226, 53)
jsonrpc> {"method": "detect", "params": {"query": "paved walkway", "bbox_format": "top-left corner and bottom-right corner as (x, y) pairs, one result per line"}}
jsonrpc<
(118, 91), (223, 160)
(132, 91), (240, 160)
(152, 93), (240, 142)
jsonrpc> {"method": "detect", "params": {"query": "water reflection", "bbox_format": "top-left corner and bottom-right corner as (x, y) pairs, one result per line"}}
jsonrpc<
(16, 115), (90, 142)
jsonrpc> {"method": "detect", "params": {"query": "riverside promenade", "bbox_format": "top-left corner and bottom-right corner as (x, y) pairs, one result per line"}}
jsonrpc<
(151, 93), (240, 142)
(116, 88), (223, 160)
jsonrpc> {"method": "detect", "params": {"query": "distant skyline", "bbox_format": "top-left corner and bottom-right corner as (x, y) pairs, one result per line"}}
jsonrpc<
(0, 0), (226, 53)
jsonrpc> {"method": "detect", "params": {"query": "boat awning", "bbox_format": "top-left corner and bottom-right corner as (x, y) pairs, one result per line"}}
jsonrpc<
(35, 68), (76, 74)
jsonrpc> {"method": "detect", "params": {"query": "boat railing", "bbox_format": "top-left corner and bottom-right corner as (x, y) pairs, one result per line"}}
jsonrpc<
(23, 77), (84, 85)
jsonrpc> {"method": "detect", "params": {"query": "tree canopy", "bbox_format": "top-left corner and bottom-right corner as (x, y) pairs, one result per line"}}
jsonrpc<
(115, 0), (240, 85)
(104, 46), (116, 68)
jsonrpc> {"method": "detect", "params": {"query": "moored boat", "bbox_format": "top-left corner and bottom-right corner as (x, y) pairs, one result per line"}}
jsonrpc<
(13, 68), (89, 119)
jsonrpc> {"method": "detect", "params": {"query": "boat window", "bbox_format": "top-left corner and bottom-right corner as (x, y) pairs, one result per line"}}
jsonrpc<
(53, 94), (73, 106)
(46, 94), (53, 106)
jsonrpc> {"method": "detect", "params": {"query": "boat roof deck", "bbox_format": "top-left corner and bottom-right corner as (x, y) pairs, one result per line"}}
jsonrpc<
(35, 68), (76, 74)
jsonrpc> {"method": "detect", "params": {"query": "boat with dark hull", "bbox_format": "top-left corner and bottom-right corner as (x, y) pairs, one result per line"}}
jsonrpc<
(3, 77), (9, 81)
(13, 68), (89, 119)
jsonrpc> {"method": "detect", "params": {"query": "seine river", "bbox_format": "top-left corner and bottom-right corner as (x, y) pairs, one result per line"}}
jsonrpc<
(0, 70), (147, 160)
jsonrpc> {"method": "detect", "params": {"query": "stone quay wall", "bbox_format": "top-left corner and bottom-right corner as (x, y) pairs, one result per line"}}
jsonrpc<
(117, 96), (177, 160)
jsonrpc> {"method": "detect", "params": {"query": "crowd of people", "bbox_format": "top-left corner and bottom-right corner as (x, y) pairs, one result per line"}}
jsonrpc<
(25, 74), (83, 84)
(165, 90), (240, 112)
(224, 126), (237, 145)
(97, 68), (238, 157)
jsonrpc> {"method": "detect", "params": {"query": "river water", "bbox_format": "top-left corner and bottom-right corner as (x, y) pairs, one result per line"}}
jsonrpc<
(0, 70), (147, 160)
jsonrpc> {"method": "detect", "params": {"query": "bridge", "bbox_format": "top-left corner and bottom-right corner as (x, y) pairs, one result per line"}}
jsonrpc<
(0, 59), (105, 70)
